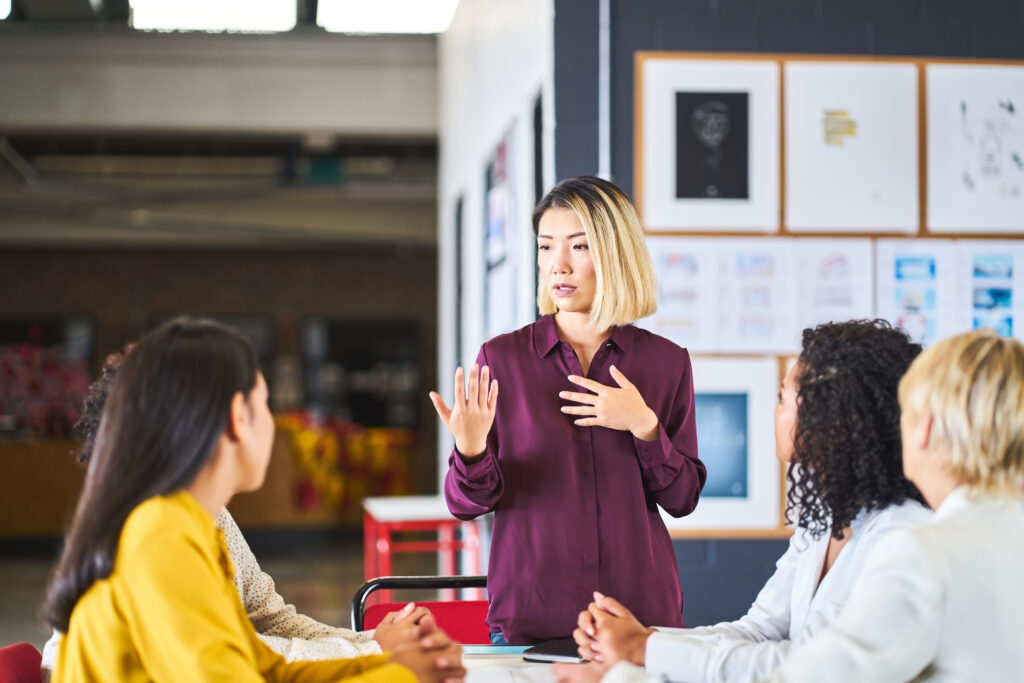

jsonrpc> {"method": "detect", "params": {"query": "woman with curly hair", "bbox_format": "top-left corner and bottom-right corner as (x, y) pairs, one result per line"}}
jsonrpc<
(561, 320), (931, 683)
(768, 329), (1024, 681)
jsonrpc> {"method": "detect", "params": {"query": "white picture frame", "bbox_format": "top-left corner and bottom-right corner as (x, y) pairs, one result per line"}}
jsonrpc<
(638, 56), (780, 232)
(785, 61), (919, 232)
(927, 64), (1024, 232)
(662, 356), (784, 535)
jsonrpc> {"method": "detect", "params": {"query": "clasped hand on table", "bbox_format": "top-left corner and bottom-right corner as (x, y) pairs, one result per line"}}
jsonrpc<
(552, 592), (655, 683)
(378, 602), (467, 683)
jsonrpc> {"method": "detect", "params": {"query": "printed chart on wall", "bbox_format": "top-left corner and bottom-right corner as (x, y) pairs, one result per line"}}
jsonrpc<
(717, 238), (798, 353)
(792, 239), (874, 331)
(784, 62), (918, 232)
(644, 236), (869, 354)
(641, 236), (720, 352)
(640, 58), (780, 231)
(662, 357), (782, 533)
(875, 240), (958, 346)
(952, 241), (1024, 340)
(927, 64), (1024, 232)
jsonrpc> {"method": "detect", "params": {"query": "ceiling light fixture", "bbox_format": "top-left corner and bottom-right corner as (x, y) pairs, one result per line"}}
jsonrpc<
(130, 0), (296, 33)
(317, 0), (459, 34)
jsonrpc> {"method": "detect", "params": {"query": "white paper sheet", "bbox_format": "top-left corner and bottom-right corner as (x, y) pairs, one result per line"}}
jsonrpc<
(785, 62), (919, 232)
(792, 238), (875, 331)
(927, 64), (1024, 232)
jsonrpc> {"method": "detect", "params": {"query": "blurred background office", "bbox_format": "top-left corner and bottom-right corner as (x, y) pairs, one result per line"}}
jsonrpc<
(2, 0), (1023, 654)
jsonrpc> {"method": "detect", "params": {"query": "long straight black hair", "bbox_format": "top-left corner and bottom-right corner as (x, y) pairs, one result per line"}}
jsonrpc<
(41, 317), (259, 633)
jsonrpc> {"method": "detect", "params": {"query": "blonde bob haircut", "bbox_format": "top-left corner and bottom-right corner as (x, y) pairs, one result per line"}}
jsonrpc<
(899, 329), (1024, 498)
(532, 176), (657, 331)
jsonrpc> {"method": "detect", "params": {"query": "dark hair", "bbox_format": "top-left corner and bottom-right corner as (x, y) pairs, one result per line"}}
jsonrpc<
(42, 318), (259, 632)
(786, 319), (924, 540)
(531, 175), (629, 234)
(72, 345), (133, 464)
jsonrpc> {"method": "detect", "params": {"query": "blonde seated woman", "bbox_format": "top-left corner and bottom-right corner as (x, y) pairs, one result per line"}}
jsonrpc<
(766, 329), (1024, 681)
(40, 318), (464, 682)
(41, 347), (429, 680)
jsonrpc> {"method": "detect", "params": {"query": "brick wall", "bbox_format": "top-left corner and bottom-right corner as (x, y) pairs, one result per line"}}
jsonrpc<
(0, 244), (439, 496)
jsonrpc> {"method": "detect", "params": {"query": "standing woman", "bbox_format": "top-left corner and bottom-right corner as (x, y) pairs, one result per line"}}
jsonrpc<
(41, 318), (463, 682)
(430, 176), (707, 645)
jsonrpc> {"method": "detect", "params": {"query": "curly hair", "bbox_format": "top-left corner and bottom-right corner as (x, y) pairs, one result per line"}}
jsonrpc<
(71, 344), (133, 464)
(786, 320), (924, 539)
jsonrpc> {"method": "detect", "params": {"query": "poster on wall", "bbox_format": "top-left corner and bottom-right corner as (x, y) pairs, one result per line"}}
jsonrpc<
(638, 57), (780, 231)
(484, 128), (517, 338)
(662, 357), (784, 534)
(927, 64), (1024, 232)
(716, 238), (798, 353)
(951, 241), (1024, 340)
(641, 236), (721, 352)
(875, 240), (959, 346)
(785, 62), (919, 232)
(792, 239), (875, 332)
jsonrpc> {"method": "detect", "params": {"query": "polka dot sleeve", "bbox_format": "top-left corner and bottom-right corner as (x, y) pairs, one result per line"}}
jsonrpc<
(216, 509), (382, 661)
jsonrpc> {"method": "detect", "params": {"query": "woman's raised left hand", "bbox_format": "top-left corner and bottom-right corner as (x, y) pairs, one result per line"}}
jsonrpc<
(559, 366), (659, 441)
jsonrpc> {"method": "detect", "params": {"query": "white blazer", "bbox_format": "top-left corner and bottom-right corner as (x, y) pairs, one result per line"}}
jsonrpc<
(768, 487), (1024, 682)
(639, 500), (931, 683)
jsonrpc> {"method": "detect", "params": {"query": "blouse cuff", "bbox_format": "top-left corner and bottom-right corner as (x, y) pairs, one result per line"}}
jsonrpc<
(632, 423), (675, 469)
(450, 446), (497, 479)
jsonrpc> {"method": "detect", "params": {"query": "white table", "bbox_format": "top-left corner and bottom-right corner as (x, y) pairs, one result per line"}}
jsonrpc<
(464, 653), (558, 683)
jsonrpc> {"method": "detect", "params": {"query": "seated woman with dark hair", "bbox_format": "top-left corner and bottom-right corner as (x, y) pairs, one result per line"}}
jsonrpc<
(41, 345), (430, 679)
(560, 320), (931, 683)
(41, 318), (463, 683)
(768, 329), (1024, 681)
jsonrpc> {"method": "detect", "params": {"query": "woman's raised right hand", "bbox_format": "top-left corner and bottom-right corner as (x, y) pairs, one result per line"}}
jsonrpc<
(429, 364), (498, 462)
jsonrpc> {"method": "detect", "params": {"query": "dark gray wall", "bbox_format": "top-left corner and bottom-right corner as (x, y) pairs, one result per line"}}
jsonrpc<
(553, 0), (1024, 626)
(555, 0), (1024, 197)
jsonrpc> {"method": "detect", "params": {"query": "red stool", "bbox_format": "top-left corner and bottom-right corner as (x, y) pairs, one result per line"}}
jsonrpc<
(362, 495), (483, 604)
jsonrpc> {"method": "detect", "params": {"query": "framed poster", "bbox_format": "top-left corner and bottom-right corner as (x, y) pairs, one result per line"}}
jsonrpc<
(785, 62), (919, 232)
(927, 64), (1024, 232)
(484, 127), (518, 338)
(638, 56), (780, 231)
(875, 239), (959, 346)
(662, 357), (786, 536)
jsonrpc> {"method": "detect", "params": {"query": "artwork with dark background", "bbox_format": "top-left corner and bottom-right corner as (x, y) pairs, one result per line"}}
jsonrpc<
(676, 92), (750, 199)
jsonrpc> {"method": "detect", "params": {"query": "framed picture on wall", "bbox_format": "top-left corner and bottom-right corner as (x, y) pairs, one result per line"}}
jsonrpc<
(661, 356), (787, 536)
(785, 61), (919, 232)
(636, 55), (780, 232)
(927, 63), (1024, 232)
(484, 126), (518, 338)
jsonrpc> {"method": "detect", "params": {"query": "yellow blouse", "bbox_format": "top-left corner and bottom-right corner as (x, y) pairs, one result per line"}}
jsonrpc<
(55, 490), (415, 683)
